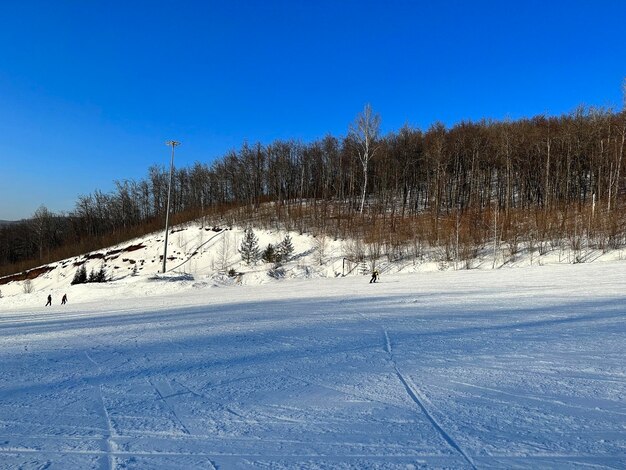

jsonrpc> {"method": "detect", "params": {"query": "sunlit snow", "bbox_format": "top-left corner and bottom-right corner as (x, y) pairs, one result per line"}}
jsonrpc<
(1, 224), (625, 468)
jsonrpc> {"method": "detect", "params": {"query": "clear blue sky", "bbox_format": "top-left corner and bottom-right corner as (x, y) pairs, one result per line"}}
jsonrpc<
(1, 0), (625, 220)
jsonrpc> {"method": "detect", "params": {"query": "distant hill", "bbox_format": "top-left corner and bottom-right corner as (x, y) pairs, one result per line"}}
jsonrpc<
(0, 220), (19, 227)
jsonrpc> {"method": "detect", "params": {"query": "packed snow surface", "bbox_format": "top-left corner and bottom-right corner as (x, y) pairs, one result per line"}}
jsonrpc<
(1, 259), (625, 469)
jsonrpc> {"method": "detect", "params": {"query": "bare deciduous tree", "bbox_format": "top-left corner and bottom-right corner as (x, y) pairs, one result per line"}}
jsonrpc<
(314, 233), (328, 265)
(349, 104), (381, 214)
(23, 279), (34, 294)
(216, 232), (233, 272)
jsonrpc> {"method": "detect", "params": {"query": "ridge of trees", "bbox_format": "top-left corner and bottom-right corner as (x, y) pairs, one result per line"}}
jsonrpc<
(1, 105), (625, 278)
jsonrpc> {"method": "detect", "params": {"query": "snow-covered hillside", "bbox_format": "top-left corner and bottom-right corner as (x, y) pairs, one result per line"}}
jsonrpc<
(2, 219), (626, 309)
(0, 223), (625, 468)
(1, 222), (347, 306)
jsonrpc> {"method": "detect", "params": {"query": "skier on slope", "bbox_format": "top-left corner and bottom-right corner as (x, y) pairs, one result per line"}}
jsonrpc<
(369, 269), (379, 283)
(45, 294), (52, 306)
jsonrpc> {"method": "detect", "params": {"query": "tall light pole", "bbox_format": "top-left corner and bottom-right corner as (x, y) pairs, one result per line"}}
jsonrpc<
(162, 140), (180, 273)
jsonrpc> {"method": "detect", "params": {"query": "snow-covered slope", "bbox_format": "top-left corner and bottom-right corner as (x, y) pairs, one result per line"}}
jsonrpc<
(0, 221), (625, 468)
(0, 260), (625, 468)
(2, 219), (625, 309)
(1, 222), (347, 306)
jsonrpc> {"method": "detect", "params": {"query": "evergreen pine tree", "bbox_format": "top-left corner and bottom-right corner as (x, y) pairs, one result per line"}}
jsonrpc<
(95, 264), (107, 283)
(71, 265), (87, 285)
(239, 228), (260, 265)
(262, 243), (276, 263)
(277, 234), (294, 262)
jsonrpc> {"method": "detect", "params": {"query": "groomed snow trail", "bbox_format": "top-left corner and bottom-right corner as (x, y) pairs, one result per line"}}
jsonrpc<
(1, 261), (625, 469)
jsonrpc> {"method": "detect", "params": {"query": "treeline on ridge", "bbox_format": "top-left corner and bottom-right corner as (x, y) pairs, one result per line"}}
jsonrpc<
(1, 106), (625, 277)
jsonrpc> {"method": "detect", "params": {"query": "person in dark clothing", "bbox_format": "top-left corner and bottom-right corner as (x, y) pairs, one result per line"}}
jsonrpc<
(45, 294), (52, 306)
(61, 294), (67, 305)
(369, 269), (379, 283)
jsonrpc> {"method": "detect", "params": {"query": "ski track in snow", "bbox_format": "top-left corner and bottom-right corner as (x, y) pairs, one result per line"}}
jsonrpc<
(98, 384), (116, 470)
(146, 378), (191, 436)
(354, 306), (477, 469)
(445, 380), (626, 418)
(393, 370), (477, 470)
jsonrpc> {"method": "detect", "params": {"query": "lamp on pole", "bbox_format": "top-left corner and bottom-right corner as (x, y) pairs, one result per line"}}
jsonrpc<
(162, 140), (180, 273)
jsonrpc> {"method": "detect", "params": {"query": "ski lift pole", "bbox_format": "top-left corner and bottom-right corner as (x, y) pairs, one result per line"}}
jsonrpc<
(162, 140), (180, 273)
